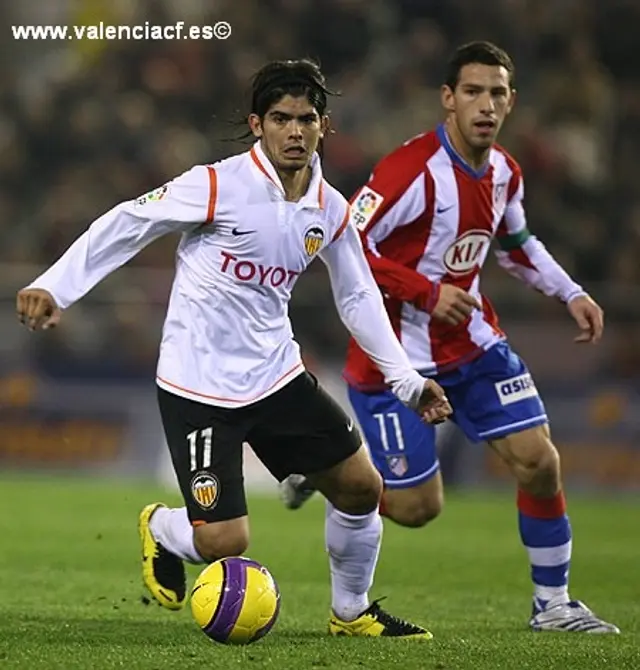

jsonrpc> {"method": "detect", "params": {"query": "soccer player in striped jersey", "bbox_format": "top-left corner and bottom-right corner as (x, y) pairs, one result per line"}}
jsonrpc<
(281, 42), (619, 634)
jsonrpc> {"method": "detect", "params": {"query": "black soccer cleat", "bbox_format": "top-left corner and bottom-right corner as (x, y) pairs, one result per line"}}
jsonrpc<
(329, 599), (433, 638)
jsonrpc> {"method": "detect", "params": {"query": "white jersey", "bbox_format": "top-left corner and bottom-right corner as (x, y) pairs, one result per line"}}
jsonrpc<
(28, 141), (427, 408)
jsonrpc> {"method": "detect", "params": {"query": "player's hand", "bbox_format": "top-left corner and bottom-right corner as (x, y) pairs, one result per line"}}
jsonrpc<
(567, 294), (603, 344)
(16, 288), (61, 331)
(430, 284), (482, 326)
(417, 379), (452, 425)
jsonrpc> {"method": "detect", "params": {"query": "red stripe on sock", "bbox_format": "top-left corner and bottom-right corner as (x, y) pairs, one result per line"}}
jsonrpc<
(517, 489), (566, 519)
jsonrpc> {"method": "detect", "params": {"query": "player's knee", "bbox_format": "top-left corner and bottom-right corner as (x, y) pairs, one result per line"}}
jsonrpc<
(332, 467), (383, 516)
(193, 518), (250, 562)
(408, 492), (443, 527)
(388, 499), (443, 528)
(520, 439), (559, 483)
(502, 426), (561, 493)
(309, 447), (383, 515)
(383, 480), (443, 528)
(528, 443), (561, 494)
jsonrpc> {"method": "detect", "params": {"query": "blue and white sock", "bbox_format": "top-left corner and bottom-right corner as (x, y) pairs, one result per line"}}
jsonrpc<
(517, 489), (572, 610)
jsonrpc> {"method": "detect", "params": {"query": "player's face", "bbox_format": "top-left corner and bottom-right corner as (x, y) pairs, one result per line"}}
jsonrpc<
(249, 95), (328, 172)
(441, 63), (515, 150)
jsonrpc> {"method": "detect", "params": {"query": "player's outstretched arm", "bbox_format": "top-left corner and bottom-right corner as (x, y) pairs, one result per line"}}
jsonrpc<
(494, 169), (603, 343)
(17, 166), (213, 330)
(319, 218), (451, 423)
(496, 237), (603, 343)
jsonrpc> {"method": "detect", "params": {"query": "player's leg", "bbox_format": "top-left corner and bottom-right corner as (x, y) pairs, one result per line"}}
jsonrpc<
(348, 386), (444, 528)
(489, 424), (619, 633)
(279, 387), (444, 527)
(252, 372), (432, 638)
(488, 423), (569, 609)
(309, 451), (432, 638)
(140, 387), (250, 610)
(454, 341), (619, 633)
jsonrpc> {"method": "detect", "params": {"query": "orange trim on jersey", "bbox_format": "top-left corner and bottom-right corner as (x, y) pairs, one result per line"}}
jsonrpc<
(331, 207), (350, 242)
(156, 362), (304, 404)
(192, 520), (207, 527)
(250, 146), (279, 188)
(205, 166), (217, 224)
(318, 180), (325, 209)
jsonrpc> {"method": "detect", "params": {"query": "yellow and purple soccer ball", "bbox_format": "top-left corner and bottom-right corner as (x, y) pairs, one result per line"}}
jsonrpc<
(190, 556), (281, 644)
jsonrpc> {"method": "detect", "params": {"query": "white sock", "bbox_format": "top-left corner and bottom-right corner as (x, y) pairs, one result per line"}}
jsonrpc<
(535, 585), (570, 606)
(325, 502), (382, 622)
(149, 506), (203, 563)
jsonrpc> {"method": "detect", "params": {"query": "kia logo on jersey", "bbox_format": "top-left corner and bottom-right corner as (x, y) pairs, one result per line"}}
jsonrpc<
(443, 230), (492, 275)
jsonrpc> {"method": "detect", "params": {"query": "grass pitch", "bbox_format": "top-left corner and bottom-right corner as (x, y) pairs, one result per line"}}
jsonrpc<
(0, 475), (637, 669)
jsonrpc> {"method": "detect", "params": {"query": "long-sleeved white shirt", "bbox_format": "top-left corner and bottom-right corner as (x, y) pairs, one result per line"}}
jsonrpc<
(28, 141), (427, 408)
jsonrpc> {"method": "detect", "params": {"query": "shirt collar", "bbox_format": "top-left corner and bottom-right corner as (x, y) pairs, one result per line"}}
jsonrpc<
(436, 123), (490, 180)
(249, 140), (325, 209)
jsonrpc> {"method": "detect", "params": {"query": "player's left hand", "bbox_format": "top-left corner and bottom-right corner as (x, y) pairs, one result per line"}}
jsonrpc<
(16, 288), (61, 331)
(417, 379), (452, 425)
(567, 294), (604, 344)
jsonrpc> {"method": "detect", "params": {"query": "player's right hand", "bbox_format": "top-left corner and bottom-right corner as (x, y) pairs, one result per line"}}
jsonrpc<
(417, 379), (452, 425)
(16, 288), (61, 331)
(430, 284), (482, 326)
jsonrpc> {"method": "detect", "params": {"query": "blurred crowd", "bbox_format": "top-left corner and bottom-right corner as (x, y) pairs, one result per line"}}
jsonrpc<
(1, 0), (640, 379)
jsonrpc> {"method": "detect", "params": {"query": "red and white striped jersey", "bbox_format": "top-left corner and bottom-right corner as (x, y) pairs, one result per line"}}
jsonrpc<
(27, 141), (428, 408)
(344, 124), (585, 390)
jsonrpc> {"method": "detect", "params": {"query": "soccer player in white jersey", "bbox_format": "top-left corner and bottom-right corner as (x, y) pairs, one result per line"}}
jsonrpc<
(16, 59), (454, 638)
(280, 43), (620, 633)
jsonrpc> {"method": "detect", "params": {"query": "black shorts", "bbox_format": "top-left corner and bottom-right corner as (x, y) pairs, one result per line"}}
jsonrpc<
(157, 372), (362, 524)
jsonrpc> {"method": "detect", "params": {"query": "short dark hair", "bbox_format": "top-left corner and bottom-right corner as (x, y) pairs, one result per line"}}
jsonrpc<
(444, 41), (515, 91)
(249, 58), (338, 119)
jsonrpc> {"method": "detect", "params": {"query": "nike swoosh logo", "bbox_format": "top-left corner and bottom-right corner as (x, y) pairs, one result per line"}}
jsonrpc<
(347, 419), (354, 431)
(232, 227), (255, 236)
(436, 205), (454, 214)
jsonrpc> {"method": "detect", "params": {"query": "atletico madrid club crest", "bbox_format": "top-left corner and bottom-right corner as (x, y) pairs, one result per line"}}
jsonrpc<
(303, 225), (324, 257)
(386, 455), (409, 477)
(493, 182), (507, 209)
(190, 472), (220, 510)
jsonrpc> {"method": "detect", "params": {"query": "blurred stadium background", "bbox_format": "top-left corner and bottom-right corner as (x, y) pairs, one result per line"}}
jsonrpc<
(2, 0), (639, 493)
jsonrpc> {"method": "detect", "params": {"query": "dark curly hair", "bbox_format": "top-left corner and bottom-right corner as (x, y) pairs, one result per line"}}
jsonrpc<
(233, 58), (339, 152)
(249, 58), (337, 118)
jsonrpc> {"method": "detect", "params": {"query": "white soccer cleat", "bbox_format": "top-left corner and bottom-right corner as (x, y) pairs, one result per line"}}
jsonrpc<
(279, 474), (316, 510)
(530, 599), (620, 633)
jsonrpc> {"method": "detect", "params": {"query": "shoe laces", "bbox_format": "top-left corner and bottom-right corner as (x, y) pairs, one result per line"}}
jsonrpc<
(367, 598), (426, 635)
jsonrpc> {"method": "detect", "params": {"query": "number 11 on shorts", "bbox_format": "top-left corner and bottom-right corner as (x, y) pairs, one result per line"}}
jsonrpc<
(372, 412), (405, 451)
(187, 427), (213, 471)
